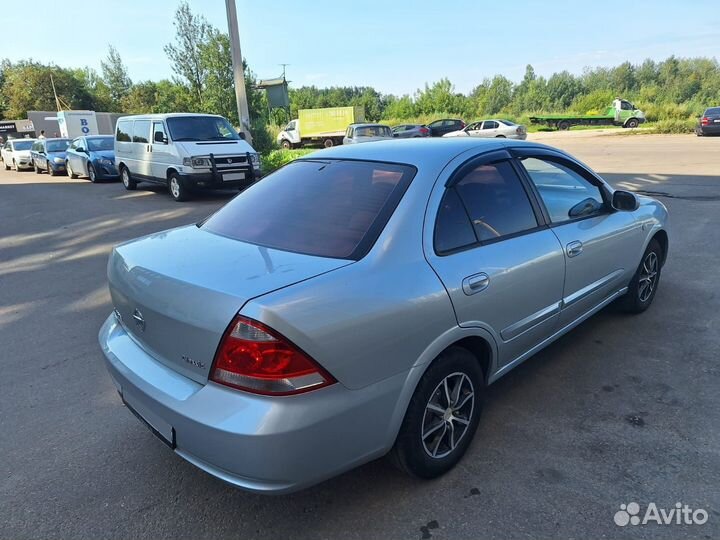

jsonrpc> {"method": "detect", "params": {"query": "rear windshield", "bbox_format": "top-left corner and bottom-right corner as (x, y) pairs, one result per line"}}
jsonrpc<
(46, 140), (70, 152)
(166, 116), (239, 141)
(202, 159), (416, 259)
(13, 140), (33, 150)
(704, 107), (720, 116)
(355, 126), (392, 138)
(87, 137), (114, 151)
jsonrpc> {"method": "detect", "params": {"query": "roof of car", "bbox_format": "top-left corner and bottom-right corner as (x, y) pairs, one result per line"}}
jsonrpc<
(117, 113), (224, 121)
(306, 137), (542, 168)
(349, 123), (391, 128)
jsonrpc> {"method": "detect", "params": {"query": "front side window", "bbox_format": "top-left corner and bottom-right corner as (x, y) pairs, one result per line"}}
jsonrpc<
(482, 121), (498, 130)
(202, 159), (416, 260)
(152, 122), (167, 144)
(621, 101), (634, 110)
(166, 116), (239, 142)
(520, 157), (605, 222)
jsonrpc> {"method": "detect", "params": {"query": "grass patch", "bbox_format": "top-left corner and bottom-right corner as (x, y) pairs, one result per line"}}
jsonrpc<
(261, 149), (315, 174)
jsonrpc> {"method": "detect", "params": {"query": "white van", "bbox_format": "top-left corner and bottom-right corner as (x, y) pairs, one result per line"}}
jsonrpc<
(114, 113), (260, 201)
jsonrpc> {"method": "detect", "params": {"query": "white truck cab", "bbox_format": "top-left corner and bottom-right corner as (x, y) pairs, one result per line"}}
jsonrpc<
(114, 113), (260, 202)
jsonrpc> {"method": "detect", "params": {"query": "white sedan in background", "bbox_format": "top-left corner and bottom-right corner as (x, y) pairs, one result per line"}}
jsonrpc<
(443, 119), (527, 140)
(1, 138), (36, 170)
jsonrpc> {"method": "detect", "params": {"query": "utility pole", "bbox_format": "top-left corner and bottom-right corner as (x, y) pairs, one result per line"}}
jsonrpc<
(225, 0), (252, 144)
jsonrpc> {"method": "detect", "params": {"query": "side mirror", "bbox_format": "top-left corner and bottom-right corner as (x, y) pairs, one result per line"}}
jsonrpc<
(154, 131), (167, 144)
(612, 190), (639, 211)
(238, 131), (247, 140)
(393, 133), (399, 137)
(77, 147), (86, 153)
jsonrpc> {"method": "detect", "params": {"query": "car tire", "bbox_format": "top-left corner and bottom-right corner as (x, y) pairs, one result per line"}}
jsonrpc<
(47, 163), (56, 176)
(67, 161), (78, 179)
(557, 120), (570, 131)
(88, 164), (97, 183)
(495, 135), (506, 138)
(121, 166), (137, 190)
(168, 173), (190, 202)
(34, 162), (42, 174)
(12, 159), (18, 171)
(390, 346), (484, 479)
(620, 238), (662, 314)
(281, 139), (292, 150)
(625, 118), (639, 129)
(323, 138), (334, 148)
(3, 160), (9, 170)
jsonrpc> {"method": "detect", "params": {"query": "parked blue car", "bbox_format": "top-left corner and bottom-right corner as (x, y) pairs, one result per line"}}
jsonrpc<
(30, 138), (71, 176)
(66, 135), (119, 182)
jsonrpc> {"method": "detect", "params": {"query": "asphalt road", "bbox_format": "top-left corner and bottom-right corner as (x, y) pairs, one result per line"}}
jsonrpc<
(1, 134), (718, 540)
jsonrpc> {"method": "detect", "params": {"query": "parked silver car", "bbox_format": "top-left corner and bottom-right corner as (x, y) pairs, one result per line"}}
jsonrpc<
(443, 119), (527, 140)
(99, 138), (668, 493)
(392, 124), (431, 138)
(343, 123), (394, 144)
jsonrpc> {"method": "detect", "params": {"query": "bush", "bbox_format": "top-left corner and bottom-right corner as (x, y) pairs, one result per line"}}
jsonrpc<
(261, 149), (314, 174)
(646, 118), (696, 134)
(249, 119), (276, 154)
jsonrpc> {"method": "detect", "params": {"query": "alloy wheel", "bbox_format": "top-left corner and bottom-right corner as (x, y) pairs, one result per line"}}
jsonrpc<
(421, 372), (475, 458)
(122, 169), (129, 187)
(638, 251), (658, 302)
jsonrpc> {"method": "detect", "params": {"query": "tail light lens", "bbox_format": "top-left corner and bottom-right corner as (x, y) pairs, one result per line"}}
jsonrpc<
(210, 315), (335, 395)
(701, 117), (709, 125)
(420, 127), (429, 135)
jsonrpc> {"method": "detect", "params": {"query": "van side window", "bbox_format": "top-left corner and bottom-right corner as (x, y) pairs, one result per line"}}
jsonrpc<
(132, 120), (151, 143)
(116, 122), (131, 142)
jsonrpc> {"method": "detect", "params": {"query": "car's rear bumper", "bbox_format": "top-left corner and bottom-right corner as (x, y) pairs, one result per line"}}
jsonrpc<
(698, 124), (720, 135)
(98, 314), (405, 493)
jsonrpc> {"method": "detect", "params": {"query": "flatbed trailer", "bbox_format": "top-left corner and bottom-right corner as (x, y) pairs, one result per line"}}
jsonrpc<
(529, 99), (645, 131)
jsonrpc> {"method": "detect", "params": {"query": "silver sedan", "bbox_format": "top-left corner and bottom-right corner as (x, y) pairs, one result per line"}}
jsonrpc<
(443, 119), (527, 139)
(99, 138), (668, 493)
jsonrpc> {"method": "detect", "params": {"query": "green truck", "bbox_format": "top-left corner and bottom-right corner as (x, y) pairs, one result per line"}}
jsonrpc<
(277, 106), (365, 148)
(529, 98), (645, 131)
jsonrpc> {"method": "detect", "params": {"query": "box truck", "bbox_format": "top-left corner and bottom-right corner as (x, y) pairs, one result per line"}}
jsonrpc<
(277, 106), (365, 148)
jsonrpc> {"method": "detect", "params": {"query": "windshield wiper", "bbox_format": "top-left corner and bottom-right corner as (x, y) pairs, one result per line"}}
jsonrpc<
(173, 137), (201, 141)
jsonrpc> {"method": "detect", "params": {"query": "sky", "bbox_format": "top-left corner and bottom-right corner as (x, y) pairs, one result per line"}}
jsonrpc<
(2, 0), (719, 95)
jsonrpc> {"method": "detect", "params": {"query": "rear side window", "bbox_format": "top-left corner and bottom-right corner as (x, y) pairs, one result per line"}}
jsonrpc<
(132, 120), (150, 143)
(116, 122), (131, 142)
(202, 159), (416, 259)
(435, 160), (538, 251)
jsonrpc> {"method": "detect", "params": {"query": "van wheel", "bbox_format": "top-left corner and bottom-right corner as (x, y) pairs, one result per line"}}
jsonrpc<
(390, 346), (484, 478)
(168, 173), (190, 202)
(121, 166), (137, 190)
(625, 118), (639, 129)
(281, 139), (292, 150)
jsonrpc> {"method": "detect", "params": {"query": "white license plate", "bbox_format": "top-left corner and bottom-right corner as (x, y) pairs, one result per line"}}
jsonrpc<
(714, 119), (720, 123)
(223, 172), (245, 181)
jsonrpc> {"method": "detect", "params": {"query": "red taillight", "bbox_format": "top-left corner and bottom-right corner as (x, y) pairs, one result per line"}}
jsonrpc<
(210, 315), (335, 395)
(420, 127), (429, 135)
(701, 117), (709, 126)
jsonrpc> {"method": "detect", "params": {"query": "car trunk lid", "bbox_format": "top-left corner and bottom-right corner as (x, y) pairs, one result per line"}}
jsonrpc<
(108, 225), (352, 384)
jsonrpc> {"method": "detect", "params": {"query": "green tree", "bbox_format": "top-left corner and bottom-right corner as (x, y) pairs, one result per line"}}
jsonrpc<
(100, 45), (132, 109)
(164, 1), (211, 109)
(199, 30), (235, 119)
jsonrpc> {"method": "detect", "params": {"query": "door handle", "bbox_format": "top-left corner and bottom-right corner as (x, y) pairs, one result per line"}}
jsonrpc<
(566, 241), (583, 257)
(462, 273), (490, 296)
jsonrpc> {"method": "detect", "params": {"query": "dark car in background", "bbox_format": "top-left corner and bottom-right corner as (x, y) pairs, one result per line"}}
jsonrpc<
(391, 124), (430, 138)
(66, 135), (119, 182)
(427, 118), (465, 137)
(696, 107), (720, 136)
(30, 138), (71, 176)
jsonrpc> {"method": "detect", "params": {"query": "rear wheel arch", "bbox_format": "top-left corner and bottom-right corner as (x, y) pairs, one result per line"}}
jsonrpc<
(652, 229), (669, 266)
